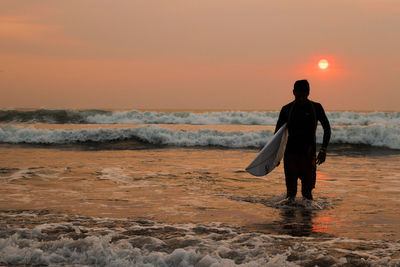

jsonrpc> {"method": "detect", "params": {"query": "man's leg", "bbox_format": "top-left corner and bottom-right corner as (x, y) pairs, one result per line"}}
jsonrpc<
(300, 154), (316, 200)
(300, 178), (313, 200)
(284, 152), (298, 199)
(285, 173), (298, 200)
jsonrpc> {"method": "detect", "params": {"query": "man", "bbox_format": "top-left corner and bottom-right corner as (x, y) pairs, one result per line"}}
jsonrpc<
(275, 80), (331, 201)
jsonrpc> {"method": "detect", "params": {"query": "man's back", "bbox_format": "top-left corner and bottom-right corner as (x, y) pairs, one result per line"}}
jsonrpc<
(275, 100), (330, 154)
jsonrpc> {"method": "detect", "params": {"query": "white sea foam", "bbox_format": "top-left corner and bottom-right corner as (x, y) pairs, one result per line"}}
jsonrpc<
(1, 124), (400, 150)
(0, 214), (399, 267)
(86, 110), (400, 126)
(87, 110), (280, 125)
(1, 124), (399, 149)
(2, 109), (400, 125)
(322, 124), (400, 149)
(0, 125), (273, 148)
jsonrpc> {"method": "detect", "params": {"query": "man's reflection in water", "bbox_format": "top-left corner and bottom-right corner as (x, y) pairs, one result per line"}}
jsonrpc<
(279, 209), (314, 236)
(276, 208), (334, 236)
(247, 208), (332, 237)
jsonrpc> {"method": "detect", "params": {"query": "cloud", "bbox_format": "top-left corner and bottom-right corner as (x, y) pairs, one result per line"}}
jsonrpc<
(0, 15), (88, 56)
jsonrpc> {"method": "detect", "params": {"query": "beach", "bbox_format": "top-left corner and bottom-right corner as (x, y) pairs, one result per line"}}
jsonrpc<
(0, 109), (399, 266)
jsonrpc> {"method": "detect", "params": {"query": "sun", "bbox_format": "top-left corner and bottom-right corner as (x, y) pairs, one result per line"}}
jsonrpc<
(318, 59), (329, 69)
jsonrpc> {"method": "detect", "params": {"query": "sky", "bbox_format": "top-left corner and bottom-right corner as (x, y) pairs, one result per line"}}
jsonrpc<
(1, 0), (399, 111)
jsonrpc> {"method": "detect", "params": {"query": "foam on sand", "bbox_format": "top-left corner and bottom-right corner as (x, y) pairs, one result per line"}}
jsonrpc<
(0, 211), (399, 266)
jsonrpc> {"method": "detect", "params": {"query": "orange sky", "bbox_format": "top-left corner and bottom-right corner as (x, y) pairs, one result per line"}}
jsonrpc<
(1, 1), (399, 111)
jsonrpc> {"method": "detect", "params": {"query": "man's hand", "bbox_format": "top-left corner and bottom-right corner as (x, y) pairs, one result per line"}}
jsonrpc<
(316, 151), (326, 165)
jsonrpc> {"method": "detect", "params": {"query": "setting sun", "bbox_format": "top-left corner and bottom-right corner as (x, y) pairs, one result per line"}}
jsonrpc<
(318, 59), (329, 69)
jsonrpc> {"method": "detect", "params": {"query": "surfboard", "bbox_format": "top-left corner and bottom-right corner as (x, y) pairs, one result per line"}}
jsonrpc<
(246, 123), (288, 176)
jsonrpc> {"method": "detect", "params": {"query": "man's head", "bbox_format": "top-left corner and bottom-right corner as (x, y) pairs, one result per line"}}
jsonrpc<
(293, 80), (309, 104)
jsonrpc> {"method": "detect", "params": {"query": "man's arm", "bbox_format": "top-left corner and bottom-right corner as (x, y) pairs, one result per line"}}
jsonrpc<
(316, 103), (331, 164)
(274, 106), (287, 134)
(318, 104), (331, 149)
(274, 106), (287, 167)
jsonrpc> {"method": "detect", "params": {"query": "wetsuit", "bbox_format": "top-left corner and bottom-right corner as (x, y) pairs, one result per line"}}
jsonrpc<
(275, 100), (331, 200)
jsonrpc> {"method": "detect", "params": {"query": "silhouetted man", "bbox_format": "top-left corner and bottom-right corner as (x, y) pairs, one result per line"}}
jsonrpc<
(275, 80), (331, 201)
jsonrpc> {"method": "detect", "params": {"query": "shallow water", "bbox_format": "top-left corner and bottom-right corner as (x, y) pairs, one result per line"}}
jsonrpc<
(1, 143), (399, 240)
(1, 117), (400, 266)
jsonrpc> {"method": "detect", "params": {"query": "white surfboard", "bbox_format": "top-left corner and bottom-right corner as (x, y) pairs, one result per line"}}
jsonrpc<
(246, 123), (288, 176)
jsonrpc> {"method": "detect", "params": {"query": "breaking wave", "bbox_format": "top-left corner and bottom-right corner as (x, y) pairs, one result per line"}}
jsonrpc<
(1, 124), (399, 149)
(1, 109), (400, 126)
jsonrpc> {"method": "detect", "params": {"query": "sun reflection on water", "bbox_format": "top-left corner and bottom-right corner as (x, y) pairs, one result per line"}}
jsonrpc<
(312, 215), (337, 234)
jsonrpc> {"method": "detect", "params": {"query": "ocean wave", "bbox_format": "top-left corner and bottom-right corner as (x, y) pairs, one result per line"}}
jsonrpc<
(0, 109), (106, 124)
(0, 125), (273, 148)
(1, 109), (400, 126)
(1, 124), (399, 149)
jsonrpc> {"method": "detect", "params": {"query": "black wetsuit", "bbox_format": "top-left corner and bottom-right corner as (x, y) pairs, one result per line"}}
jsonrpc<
(275, 100), (331, 199)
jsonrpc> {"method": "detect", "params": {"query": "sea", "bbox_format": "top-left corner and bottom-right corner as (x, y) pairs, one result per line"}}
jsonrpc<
(0, 109), (399, 266)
